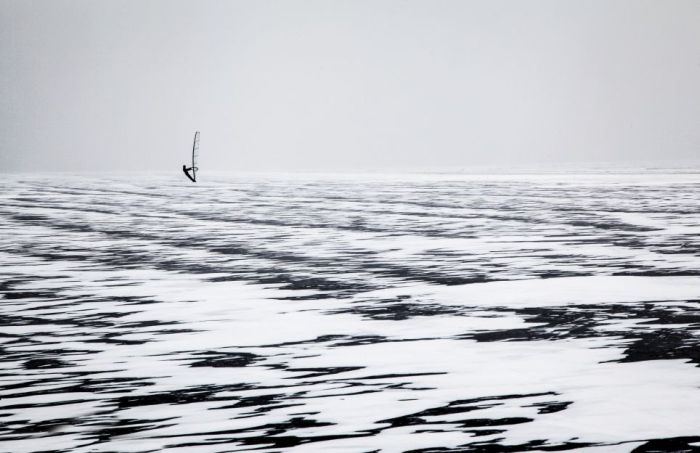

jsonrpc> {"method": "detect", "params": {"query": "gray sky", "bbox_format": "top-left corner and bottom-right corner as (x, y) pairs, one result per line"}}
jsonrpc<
(2, 0), (699, 172)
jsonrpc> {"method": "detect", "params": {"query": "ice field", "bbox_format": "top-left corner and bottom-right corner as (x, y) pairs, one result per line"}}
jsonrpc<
(1, 172), (699, 452)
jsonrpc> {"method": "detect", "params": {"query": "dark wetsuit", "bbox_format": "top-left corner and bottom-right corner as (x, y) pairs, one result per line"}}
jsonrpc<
(182, 164), (196, 182)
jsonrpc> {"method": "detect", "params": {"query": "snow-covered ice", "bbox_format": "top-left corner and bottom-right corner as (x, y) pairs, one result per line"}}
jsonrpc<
(1, 172), (699, 452)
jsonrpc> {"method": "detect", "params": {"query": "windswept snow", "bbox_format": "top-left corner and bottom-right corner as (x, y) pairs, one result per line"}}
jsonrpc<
(1, 172), (699, 452)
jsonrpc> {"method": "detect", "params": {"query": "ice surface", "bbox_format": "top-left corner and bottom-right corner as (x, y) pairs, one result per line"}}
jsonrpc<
(1, 172), (699, 452)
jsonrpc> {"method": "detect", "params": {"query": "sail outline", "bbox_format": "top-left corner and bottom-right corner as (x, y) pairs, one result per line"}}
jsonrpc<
(191, 131), (200, 182)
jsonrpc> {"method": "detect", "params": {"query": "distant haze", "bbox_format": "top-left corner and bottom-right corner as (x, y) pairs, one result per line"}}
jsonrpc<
(2, 0), (699, 172)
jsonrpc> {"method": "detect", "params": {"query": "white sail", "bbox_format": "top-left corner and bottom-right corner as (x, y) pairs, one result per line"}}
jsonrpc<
(192, 131), (200, 181)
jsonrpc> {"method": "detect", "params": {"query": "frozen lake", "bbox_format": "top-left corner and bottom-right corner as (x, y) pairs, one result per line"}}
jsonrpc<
(1, 172), (700, 452)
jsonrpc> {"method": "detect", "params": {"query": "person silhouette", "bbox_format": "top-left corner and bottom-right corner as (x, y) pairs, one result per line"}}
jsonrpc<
(182, 164), (196, 182)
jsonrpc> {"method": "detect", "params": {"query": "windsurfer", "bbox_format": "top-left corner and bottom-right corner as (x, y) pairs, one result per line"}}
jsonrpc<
(182, 164), (196, 182)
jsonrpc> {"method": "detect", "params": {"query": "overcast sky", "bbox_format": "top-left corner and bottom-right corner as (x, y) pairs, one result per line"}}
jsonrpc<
(1, 0), (699, 172)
